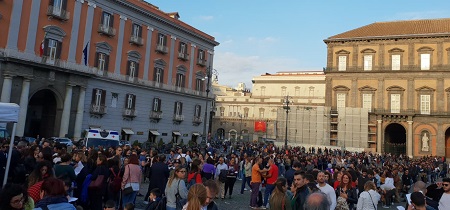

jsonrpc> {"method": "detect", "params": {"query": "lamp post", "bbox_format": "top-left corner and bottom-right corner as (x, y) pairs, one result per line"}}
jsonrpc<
(282, 95), (293, 149)
(202, 67), (218, 145)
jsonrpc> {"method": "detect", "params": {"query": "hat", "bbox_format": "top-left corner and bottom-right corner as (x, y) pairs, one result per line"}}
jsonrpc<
(173, 159), (181, 164)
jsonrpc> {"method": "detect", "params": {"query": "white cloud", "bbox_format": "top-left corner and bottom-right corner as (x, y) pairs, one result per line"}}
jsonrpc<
(198, 15), (214, 21)
(212, 51), (300, 90)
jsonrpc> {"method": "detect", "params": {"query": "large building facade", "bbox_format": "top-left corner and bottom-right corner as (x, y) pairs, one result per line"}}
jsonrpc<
(211, 71), (326, 143)
(0, 0), (218, 143)
(324, 18), (450, 157)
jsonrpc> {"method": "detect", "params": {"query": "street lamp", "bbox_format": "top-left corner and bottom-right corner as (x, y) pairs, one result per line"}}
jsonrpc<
(238, 113), (243, 143)
(202, 66), (218, 145)
(282, 95), (293, 149)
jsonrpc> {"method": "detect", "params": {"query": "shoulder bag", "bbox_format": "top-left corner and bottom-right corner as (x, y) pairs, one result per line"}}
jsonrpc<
(123, 165), (134, 195)
(88, 169), (105, 190)
(175, 180), (187, 210)
(367, 191), (377, 210)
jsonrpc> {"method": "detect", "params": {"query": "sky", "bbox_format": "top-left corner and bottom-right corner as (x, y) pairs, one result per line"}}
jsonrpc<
(147, 0), (450, 89)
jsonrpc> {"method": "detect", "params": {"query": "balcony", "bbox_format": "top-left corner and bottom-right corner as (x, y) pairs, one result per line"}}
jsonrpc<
(197, 59), (207, 67)
(372, 109), (416, 115)
(192, 116), (203, 125)
(123, 108), (137, 118)
(98, 24), (116, 37)
(173, 114), (184, 124)
(178, 52), (189, 61)
(149, 111), (163, 122)
(90, 104), (107, 117)
(129, 36), (144, 46)
(155, 45), (168, 54)
(41, 56), (60, 66)
(127, 75), (137, 83)
(47, 6), (70, 21)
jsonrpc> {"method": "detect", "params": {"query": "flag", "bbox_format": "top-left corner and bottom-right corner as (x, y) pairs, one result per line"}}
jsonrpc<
(39, 40), (44, 56)
(82, 41), (89, 65)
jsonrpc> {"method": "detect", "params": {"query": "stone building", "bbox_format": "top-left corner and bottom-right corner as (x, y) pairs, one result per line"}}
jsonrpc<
(324, 18), (450, 157)
(0, 0), (218, 144)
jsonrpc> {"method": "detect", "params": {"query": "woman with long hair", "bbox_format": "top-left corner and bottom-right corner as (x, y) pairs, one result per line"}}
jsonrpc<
(27, 161), (54, 203)
(89, 153), (109, 210)
(357, 181), (380, 210)
(0, 183), (34, 210)
(34, 178), (75, 210)
(187, 159), (203, 184)
(183, 184), (207, 210)
(224, 157), (238, 199)
(335, 171), (358, 210)
(165, 165), (188, 210)
(333, 170), (343, 190)
(269, 177), (292, 210)
(122, 154), (142, 207)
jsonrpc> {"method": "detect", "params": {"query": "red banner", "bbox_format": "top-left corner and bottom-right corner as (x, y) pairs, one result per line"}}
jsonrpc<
(254, 121), (267, 132)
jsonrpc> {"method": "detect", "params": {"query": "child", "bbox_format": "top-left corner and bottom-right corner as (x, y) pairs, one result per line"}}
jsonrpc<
(146, 188), (163, 210)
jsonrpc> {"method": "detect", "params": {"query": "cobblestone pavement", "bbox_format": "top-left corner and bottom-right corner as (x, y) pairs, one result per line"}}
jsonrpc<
(134, 179), (405, 210)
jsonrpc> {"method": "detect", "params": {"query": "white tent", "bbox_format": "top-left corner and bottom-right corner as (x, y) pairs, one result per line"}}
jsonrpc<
(0, 103), (19, 186)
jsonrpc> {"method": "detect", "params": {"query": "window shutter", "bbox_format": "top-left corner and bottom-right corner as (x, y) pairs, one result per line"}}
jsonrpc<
(101, 12), (105, 25)
(44, 39), (49, 56)
(132, 95), (136, 109)
(174, 102), (177, 115)
(160, 69), (164, 83)
(49, 0), (55, 6)
(126, 61), (131, 76)
(101, 90), (106, 105)
(91, 89), (97, 105)
(135, 63), (139, 78)
(163, 35), (167, 46)
(158, 99), (162, 111)
(138, 25), (142, 37)
(109, 14), (114, 27)
(62, 0), (67, 10)
(181, 75), (185, 87)
(56, 41), (62, 59)
(125, 94), (129, 108)
(94, 53), (99, 67)
(153, 67), (157, 81)
(104, 55), (109, 71)
(198, 106), (201, 117)
(180, 102), (183, 115)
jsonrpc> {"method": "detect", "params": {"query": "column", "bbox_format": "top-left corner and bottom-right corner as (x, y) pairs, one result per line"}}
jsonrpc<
(16, 78), (31, 137)
(59, 85), (74, 137)
(407, 120), (413, 158)
(0, 76), (13, 102)
(73, 87), (86, 140)
(377, 120), (382, 153)
(143, 27), (154, 80)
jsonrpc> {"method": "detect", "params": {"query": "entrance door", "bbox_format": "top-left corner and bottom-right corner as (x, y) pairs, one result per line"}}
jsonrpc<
(445, 128), (450, 158)
(384, 123), (406, 155)
(25, 89), (58, 138)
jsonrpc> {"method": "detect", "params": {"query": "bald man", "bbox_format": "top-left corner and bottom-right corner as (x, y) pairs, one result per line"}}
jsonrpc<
(405, 181), (438, 210)
(304, 192), (330, 210)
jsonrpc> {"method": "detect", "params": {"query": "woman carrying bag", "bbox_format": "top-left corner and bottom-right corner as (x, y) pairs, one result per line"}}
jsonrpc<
(165, 165), (188, 210)
(121, 154), (142, 208)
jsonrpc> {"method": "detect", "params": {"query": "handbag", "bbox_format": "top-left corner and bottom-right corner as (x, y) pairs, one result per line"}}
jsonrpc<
(123, 165), (134, 195)
(175, 180), (187, 210)
(88, 174), (105, 190)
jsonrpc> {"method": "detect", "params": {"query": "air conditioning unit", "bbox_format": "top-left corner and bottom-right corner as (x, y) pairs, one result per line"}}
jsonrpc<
(125, 109), (131, 115)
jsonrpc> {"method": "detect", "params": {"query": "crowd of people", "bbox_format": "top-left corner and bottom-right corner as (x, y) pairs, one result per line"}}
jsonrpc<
(0, 137), (450, 210)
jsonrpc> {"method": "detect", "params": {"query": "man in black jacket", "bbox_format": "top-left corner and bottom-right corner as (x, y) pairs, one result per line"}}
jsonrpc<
(285, 161), (301, 188)
(291, 171), (310, 210)
(144, 154), (170, 203)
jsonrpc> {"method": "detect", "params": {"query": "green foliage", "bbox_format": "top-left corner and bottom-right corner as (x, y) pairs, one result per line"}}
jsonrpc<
(132, 140), (142, 148)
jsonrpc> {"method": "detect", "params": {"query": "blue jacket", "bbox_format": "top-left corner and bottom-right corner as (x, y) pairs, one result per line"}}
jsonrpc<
(33, 202), (76, 210)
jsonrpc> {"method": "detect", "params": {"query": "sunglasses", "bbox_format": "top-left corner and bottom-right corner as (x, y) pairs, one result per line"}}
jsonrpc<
(443, 184), (449, 187)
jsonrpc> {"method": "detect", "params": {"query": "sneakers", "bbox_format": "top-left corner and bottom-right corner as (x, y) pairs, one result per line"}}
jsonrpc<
(244, 188), (248, 191)
(260, 206), (267, 209)
(382, 205), (390, 209)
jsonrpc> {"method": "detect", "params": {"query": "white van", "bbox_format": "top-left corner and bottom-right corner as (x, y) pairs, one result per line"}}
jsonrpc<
(84, 129), (120, 149)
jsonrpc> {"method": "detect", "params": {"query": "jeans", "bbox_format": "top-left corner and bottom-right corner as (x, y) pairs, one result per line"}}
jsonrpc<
(166, 206), (176, 210)
(240, 176), (251, 194)
(224, 177), (237, 196)
(122, 190), (138, 207)
(263, 184), (275, 207)
(250, 182), (260, 207)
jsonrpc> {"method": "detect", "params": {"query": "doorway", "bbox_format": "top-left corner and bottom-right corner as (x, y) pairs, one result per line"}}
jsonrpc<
(25, 89), (58, 138)
(384, 123), (406, 155)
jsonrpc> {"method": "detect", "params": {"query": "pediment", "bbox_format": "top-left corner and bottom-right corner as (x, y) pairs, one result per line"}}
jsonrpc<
(360, 48), (376, 53)
(415, 86), (435, 92)
(417, 46), (434, 52)
(386, 85), (405, 91)
(388, 48), (405, 53)
(358, 85), (377, 91)
(333, 85), (350, 91)
(335, 49), (350, 55)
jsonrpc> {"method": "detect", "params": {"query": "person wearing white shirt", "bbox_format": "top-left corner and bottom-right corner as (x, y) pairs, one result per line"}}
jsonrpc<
(215, 157), (228, 199)
(316, 172), (336, 210)
(357, 181), (380, 210)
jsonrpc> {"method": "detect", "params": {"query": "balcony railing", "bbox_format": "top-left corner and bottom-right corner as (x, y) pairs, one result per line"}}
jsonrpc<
(192, 116), (203, 124)
(123, 108), (137, 117)
(41, 56), (60, 66)
(47, 6), (70, 20)
(150, 111), (163, 120)
(197, 59), (207, 66)
(372, 109), (416, 115)
(324, 64), (450, 72)
(98, 24), (116, 37)
(127, 75), (137, 83)
(129, 36), (144, 46)
(155, 45), (168, 54)
(173, 114), (184, 122)
(90, 104), (107, 115)
(178, 52), (189, 61)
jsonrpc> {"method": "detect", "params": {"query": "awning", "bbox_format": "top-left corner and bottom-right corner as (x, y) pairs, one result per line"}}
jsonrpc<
(122, 129), (134, 135)
(172, 131), (181, 136)
(150, 130), (160, 136)
(192, 132), (200, 136)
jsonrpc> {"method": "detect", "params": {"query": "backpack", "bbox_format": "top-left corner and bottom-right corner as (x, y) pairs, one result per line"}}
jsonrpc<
(108, 168), (122, 193)
(156, 196), (167, 210)
(187, 172), (199, 190)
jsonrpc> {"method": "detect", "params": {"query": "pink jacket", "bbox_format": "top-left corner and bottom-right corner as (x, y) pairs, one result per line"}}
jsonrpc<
(121, 164), (142, 189)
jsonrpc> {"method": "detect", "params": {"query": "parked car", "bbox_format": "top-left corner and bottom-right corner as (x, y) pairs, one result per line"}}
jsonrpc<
(48, 137), (73, 147)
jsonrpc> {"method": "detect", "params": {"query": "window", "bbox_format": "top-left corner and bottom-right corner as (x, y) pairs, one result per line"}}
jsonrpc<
(175, 73), (185, 88)
(111, 93), (118, 108)
(337, 93), (346, 108)
(91, 88), (106, 108)
(132, 24), (141, 38)
(391, 94), (401, 113)
(259, 108), (265, 118)
(261, 86), (266, 96)
(338, 56), (347, 71)
(45, 39), (60, 64)
(152, 98), (161, 112)
(180, 42), (186, 54)
(295, 87), (300, 96)
(194, 105), (201, 117)
(158, 33), (166, 46)
(195, 78), (203, 91)
(198, 49), (204, 60)
(363, 55), (372, 71)
(154, 68), (163, 83)
(125, 94), (135, 109)
(421, 54), (430, 70)
(244, 108), (249, 118)
(102, 12), (113, 28)
(220, 107), (224, 116)
(174, 101), (183, 115)
(392, 55), (401, 70)
(94, 52), (109, 71)
(51, 0), (66, 16)
(309, 86), (315, 97)
(127, 61), (139, 80)
(420, 95), (430, 114)
(281, 87), (287, 96)
(362, 94), (372, 112)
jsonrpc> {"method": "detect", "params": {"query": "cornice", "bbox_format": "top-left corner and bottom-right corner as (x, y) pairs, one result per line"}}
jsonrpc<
(324, 33), (450, 44)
